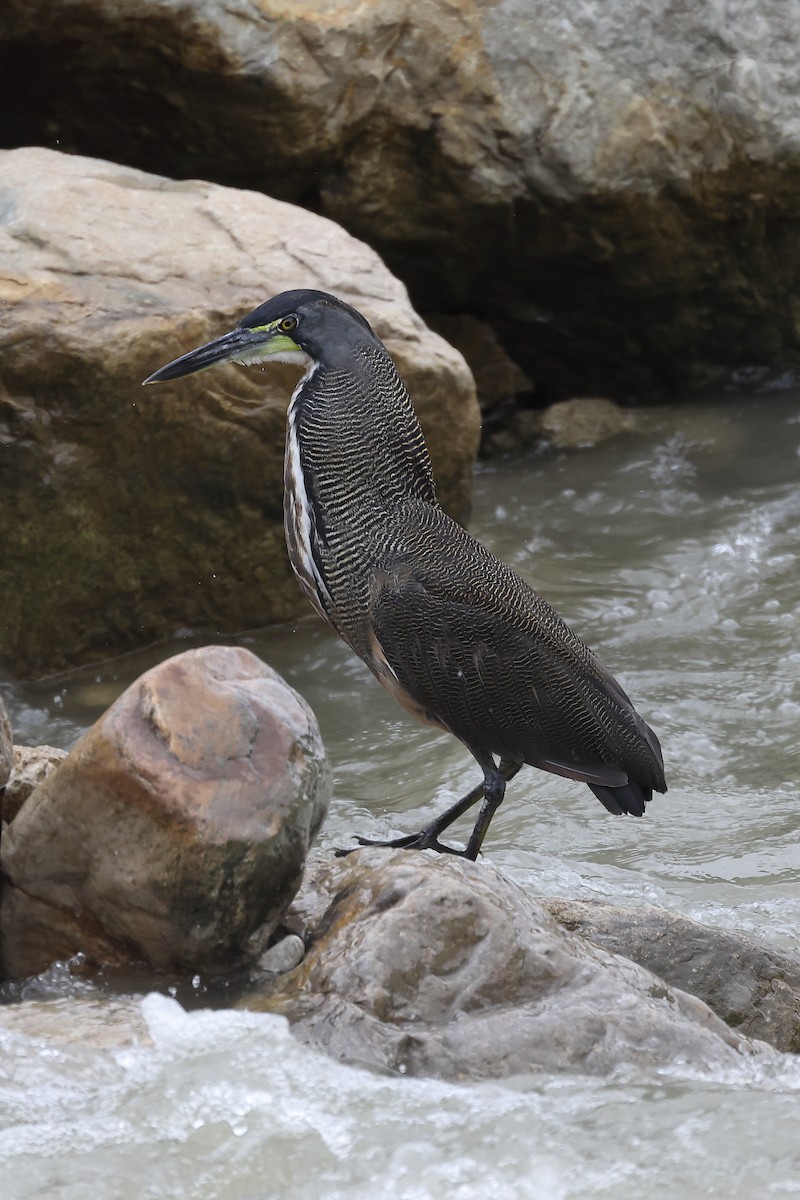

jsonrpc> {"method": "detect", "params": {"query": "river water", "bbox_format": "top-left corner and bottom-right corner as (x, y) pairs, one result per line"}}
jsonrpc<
(2, 395), (800, 1198)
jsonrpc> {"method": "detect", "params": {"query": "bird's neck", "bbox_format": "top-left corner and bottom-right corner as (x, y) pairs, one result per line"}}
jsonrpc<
(282, 349), (439, 643)
(289, 350), (438, 516)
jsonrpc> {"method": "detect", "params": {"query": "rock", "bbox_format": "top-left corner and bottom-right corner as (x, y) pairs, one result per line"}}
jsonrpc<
(0, 696), (12, 791)
(241, 850), (764, 1081)
(540, 397), (635, 448)
(0, 147), (479, 677)
(427, 315), (533, 413)
(482, 408), (544, 457)
(545, 898), (800, 1054)
(254, 934), (306, 978)
(0, 646), (331, 980)
(2, 3), (799, 395)
(1, 744), (67, 827)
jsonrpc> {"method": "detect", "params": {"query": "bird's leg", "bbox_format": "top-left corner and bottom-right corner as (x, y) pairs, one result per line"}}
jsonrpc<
(335, 757), (522, 859)
(337, 779), (486, 857)
(462, 756), (513, 861)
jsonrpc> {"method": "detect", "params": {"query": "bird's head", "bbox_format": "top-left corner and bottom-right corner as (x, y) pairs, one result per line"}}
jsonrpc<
(143, 289), (379, 384)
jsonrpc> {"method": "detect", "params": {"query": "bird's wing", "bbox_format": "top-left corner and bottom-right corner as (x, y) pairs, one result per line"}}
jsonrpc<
(365, 534), (664, 791)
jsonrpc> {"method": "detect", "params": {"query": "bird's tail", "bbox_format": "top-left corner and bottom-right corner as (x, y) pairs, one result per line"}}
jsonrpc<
(588, 780), (652, 817)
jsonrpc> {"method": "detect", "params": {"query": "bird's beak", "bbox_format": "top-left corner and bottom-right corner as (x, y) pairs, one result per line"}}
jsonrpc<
(143, 321), (302, 384)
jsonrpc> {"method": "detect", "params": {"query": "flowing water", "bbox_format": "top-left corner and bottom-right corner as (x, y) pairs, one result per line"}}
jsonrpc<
(2, 395), (800, 1198)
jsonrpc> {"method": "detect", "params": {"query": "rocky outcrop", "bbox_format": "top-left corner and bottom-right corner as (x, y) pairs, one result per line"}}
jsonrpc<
(242, 849), (766, 1081)
(0, 147), (479, 676)
(546, 898), (800, 1054)
(0, 646), (331, 980)
(2, 1), (799, 396)
(3, 716), (795, 1075)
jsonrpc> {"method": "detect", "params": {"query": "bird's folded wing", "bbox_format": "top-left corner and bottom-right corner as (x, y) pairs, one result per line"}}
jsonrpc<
(366, 562), (654, 787)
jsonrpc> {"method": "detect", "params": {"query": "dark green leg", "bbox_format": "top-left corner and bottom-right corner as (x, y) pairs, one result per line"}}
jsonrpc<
(462, 758), (511, 860)
(335, 757), (522, 859)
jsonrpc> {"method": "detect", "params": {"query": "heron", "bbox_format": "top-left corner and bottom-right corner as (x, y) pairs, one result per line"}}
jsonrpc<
(145, 289), (666, 859)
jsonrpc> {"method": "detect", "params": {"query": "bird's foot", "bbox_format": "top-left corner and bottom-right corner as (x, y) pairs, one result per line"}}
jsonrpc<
(334, 831), (474, 859)
(333, 832), (418, 857)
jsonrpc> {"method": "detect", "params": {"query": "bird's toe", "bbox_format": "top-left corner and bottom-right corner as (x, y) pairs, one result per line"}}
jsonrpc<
(333, 830), (475, 858)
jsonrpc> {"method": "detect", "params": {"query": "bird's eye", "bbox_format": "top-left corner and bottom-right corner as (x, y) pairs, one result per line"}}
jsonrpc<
(279, 316), (298, 333)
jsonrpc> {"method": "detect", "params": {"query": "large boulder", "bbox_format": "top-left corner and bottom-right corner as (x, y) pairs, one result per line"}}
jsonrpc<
(2, 2), (798, 395)
(241, 849), (765, 1081)
(0, 646), (331, 979)
(0, 146), (479, 676)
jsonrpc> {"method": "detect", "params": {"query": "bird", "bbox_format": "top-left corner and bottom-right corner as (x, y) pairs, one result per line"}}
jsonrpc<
(144, 289), (667, 860)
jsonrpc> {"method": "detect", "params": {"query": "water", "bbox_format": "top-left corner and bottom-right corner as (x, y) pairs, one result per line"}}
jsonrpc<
(2, 395), (800, 1197)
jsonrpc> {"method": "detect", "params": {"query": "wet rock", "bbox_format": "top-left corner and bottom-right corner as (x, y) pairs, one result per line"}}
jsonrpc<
(254, 934), (306, 978)
(3, 2), (799, 395)
(241, 850), (764, 1081)
(0, 146), (479, 677)
(0, 646), (331, 980)
(1, 744), (67, 827)
(540, 397), (635, 449)
(0, 697), (12, 791)
(546, 898), (800, 1054)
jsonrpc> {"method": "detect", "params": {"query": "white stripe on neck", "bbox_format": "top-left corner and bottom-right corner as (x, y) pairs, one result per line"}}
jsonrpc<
(284, 363), (333, 617)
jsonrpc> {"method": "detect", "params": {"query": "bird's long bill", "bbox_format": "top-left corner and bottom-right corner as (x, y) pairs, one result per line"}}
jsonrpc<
(142, 323), (301, 384)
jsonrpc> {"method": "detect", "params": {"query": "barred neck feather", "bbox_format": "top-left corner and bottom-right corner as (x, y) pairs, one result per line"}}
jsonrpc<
(282, 344), (437, 638)
(294, 343), (437, 517)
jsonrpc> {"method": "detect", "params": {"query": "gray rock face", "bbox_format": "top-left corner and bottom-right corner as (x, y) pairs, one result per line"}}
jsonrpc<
(0, 146), (479, 676)
(2, 1), (798, 395)
(0, 646), (331, 979)
(243, 850), (764, 1081)
(546, 898), (800, 1054)
(481, 1), (798, 195)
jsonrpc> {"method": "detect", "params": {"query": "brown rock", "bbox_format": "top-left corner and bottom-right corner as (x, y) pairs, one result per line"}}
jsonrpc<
(427, 315), (532, 413)
(540, 397), (635, 448)
(0, 646), (331, 979)
(0, 146), (479, 676)
(1, 744), (67, 826)
(242, 850), (764, 1081)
